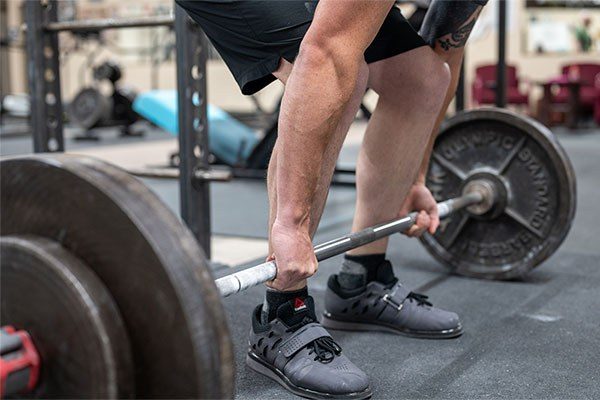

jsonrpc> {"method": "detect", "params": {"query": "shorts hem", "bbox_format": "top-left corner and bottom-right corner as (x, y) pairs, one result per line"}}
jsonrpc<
(238, 46), (300, 95)
(364, 37), (427, 65)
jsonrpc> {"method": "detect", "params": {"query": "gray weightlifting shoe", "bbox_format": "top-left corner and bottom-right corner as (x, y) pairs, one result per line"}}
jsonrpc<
(247, 296), (371, 399)
(322, 270), (462, 339)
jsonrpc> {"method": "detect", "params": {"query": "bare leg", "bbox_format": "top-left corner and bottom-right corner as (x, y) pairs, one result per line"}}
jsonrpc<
(347, 3), (485, 255)
(348, 46), (451, 255)
(421, 4), (484, 157)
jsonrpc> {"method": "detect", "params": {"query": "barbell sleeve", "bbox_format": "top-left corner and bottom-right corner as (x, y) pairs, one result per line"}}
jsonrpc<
(216, 191), (483, 297)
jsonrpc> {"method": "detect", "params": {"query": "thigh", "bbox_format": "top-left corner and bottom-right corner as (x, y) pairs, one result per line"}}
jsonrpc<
(367, 45), (442, 97)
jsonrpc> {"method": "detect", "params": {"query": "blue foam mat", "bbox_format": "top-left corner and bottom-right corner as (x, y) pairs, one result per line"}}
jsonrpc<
(133, 90), (260, 166)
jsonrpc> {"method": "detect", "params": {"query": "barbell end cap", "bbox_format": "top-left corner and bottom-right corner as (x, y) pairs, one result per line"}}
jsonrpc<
(215, 276), (241, 298)
(216, 261), (277, 297)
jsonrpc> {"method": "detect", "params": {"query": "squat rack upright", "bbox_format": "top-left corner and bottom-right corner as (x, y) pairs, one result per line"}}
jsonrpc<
(24, 1), (214, 258)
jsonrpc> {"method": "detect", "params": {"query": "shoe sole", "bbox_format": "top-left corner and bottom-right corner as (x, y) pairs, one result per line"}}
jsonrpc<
(246, 351), (372, 400)
(321, 314), (463, 339)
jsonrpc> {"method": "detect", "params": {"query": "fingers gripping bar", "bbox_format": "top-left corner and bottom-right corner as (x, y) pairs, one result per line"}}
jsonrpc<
(216, 192), (483, 297)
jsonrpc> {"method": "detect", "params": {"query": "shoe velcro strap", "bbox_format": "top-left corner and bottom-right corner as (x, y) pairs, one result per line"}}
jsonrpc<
(280, 323), (331, 358)
(382, 283), (411, 310)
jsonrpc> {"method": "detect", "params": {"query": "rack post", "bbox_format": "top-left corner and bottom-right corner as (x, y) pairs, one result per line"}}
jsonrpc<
(174, 4), (212, 257)
(25, 0), (64, 152)
(496, 0), (507, 108)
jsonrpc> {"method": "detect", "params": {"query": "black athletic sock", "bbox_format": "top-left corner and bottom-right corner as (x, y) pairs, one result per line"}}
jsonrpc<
(261, 286), (309, 323)
(337, 253), (395, 290)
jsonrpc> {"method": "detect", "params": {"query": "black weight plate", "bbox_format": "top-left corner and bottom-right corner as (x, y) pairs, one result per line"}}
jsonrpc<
(0, 235), (134, 398)
(0, 154), (234, 398)
(68, 87), (111, 129)
(421, 109), (576, 279)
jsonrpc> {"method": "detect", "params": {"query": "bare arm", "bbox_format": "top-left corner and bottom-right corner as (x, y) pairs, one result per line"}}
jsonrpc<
(270, 1), (394, 289)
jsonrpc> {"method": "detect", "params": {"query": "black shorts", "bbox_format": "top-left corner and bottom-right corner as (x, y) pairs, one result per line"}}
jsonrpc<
(176, 1), (426, 95)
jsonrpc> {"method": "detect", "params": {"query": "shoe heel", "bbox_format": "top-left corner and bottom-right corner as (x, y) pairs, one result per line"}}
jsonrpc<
(246, 353), (281, 383)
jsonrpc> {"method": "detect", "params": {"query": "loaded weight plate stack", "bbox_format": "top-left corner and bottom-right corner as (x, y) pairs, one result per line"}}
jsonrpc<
(0, 155), (234, 398)
(422, 109), (577, 279)
(1, 235), (134, 397)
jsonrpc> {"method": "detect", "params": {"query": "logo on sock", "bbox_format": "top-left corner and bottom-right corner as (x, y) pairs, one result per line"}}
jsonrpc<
(293, 298), (307, 312)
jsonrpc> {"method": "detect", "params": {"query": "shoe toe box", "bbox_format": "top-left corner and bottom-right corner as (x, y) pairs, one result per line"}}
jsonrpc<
(285, 350), (370, 395)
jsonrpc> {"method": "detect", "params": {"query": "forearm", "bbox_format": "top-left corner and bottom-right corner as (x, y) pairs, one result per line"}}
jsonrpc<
(275, 48), (359, 228)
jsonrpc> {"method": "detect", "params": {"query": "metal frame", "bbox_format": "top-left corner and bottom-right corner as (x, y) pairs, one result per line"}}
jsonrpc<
(25, 0), (64, 152)
(45, 15), (173, 32)
(24, 1), (213, 258)
(174, 5), (212, 257)
(455, 59), (466, 112)
(496, 0), (507, 107)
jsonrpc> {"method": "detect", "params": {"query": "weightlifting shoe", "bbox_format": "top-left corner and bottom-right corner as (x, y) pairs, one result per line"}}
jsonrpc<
(322, 262), (462, 339)
(246, 296), (371, 399)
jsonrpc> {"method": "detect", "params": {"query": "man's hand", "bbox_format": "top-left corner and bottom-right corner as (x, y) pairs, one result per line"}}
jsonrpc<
(399, 184), (440, 237)
(266, 219), (318, 291)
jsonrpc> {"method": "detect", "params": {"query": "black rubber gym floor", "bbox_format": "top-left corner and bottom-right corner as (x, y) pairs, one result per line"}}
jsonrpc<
(1, 123), (599, 398)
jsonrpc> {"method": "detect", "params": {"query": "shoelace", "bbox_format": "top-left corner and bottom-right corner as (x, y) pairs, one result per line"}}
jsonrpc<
(407, 291), (433, 306)
(308, 337), (342, 363)
(286, 316), (342, 364)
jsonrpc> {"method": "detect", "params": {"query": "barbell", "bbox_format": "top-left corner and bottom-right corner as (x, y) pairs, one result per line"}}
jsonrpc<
(215, 191), (483, 297)
(0, 109), (576, 398)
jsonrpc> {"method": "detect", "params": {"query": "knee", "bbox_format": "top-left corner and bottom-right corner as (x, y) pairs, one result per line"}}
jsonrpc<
(431, 60), (452, 98)
(412, 61), (451, 112)
(378, 57), (451, 111)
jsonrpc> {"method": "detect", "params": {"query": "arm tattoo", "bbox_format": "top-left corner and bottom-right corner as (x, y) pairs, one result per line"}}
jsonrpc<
(437, 17), (477, 51)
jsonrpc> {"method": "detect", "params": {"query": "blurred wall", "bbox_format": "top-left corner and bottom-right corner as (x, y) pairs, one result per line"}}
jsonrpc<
(463, 0), (600, 109)
(2, 0), (598, 113)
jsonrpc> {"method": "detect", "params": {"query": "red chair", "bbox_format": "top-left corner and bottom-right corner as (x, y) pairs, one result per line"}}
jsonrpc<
(541, 63), (600, 127)
(551, 63), (600, 110)
(471, 64), (530, 109)
(595, 73), (600, 125)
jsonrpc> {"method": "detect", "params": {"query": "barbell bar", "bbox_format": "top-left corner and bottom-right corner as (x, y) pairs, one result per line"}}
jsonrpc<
(216, 191), (484, 297)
